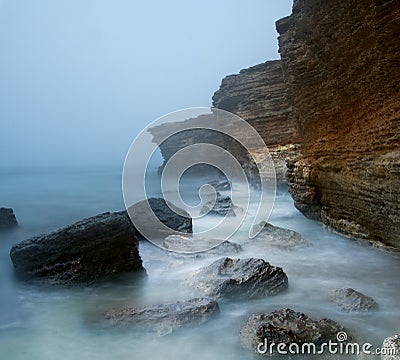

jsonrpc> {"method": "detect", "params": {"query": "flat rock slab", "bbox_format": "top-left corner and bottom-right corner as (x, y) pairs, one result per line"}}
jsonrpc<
(330, 288), (378, 312)
(188, 257), (288, 299)
(249, 221), (310, 249)
(240, 308), (349, 355)
(382, 334), (400, 360)
(103, 297), (219, 336)
(10, 211), (142, 285)
(0, 207), (18, 229)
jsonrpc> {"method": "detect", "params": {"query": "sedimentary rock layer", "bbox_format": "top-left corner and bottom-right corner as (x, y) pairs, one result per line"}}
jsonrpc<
(277, 0), (400, 249)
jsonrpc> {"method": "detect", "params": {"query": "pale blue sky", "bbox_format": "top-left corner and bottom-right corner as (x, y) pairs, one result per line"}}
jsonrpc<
(0, 0), (292, 168)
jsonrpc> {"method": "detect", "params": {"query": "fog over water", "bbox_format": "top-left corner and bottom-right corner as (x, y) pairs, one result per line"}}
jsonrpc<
(0, 0), (292, 169)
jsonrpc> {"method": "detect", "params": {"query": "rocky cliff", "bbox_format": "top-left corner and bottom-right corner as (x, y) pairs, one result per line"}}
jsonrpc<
(150, 61), (301, 183)
(276, 0), (400, 249)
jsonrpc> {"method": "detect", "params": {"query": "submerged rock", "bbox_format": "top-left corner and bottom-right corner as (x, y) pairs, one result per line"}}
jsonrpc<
(240, 308), (349, 355)
(0, 208), (18, 229)
(162, 235), (242, 255)
(249, 221), (310, 249)
(200, 193), (244, 217)
(330, 288), (378, 312)
(381, 334), (400, 360)
(188, 257), (288, 299)
(207, 179), (231, 191)
(10, 211), (142, 284)
(103, 298), (219, 336)
(128, 198), (192, 239)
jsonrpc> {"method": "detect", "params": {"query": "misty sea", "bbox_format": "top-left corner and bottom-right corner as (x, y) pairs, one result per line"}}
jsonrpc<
(0, 166), (399, 359)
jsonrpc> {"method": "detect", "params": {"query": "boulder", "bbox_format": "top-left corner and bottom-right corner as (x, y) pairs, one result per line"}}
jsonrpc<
(103, 297), (219, 336)
(0, 207), (18, 229)
(381, 334), (400, 360)
(249, 222), (309, 249)
(128, 198), (192, 239)
(188, 257), (288, 299)
(330, 288), (378, 312)
(200, 193), (243, 217)
(10, 211), (142, 284)
(240, 308), (349, 355)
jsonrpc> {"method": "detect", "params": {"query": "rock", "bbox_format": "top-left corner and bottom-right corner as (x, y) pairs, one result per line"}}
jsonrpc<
(149, 61), (302, 186)
(0, 207), (18, 229)
(162, 235), (242, 255)
(207, 179), (230, 191)
(200, 193), (243, 217)
(330, 288), (378, 312)
(277, 0), (400, 249)
(10, 211), (142, 284)
(188, 257), (288, 299)
(240, 308), (349, 355)
(128, 198), (192, 239)
(248, 221), (309, 249)
(381, 334), (400, 360)
(103, 298), (219, 336)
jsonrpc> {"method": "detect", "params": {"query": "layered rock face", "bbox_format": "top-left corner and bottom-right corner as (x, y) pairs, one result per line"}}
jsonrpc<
(150, 61), (301, 183)
(277, 0), (400, 249)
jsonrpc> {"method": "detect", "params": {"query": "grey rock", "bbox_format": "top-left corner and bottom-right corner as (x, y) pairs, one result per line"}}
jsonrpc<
(162, 235), (242, 255)
(0, 207), (18, 229)
(249, 221), (310, 249)
(10, 211), (142, 284)
(381, 334), (400, 360)
(200, 193), (244, 217)
(207, 179), (231, 191)
(103, 297), (219, 336)
(188, 257), (288, 299)
(330, 288), (378, 312)
(240, 308), (349, 355)
(128, 198), (192, 239)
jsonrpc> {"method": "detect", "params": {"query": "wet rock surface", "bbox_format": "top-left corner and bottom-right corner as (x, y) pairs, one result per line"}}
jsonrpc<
(10, 211), (142, 284)
(381, 334), (400, 360)
(240, 308), (348, 355)
(162, 235), (242, 255)
(330, 288), (378, 312)
(103, 297), (219, 336)
(200, 193), (244, 217)
(128, 198), (192, 239)
(0, 207), (18, 229)
(248, 221), (309, 250)
(188, 257), (288, 299)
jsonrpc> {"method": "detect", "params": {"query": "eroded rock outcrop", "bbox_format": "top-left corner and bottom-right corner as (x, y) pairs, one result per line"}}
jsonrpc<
(277, 0), (400, 249)
(10, 211), (143, 284)
(149, 61), (302, 184)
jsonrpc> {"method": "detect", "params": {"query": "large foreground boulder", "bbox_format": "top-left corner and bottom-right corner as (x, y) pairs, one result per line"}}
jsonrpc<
(10, 211), (142, 284)
(188, 257), (288, 299)
(381, 334), (400, 360)
(330, 288), (378, 313)
(128, 198), (192, 239)
(103, 298), (219, 336)
(240, 308), (349, 355)
(0, 207), (18, 229)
